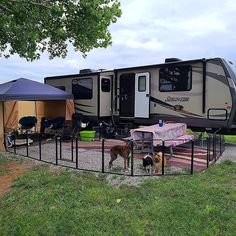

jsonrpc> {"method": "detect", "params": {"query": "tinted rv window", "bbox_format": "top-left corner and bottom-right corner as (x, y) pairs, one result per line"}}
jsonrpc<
(101, 78), (111, 92)
(72, 78), (93, 99)
(55, 86), (65, 91)
(138, 76), (146, 92)
(159, 65), (192, 92)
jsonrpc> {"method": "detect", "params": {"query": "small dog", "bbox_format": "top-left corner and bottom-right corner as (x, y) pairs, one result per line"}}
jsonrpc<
(109, 141), (131, 171)
(143, 153), (154, 173)
(153, 152), (166, 173)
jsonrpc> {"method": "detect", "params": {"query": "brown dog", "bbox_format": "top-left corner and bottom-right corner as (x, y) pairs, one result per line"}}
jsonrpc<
(109, 141), (131, 171)
(153, 152), (166, 173)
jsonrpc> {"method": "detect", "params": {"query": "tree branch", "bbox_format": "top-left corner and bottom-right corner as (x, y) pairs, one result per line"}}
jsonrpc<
(7, 0), (54, 9)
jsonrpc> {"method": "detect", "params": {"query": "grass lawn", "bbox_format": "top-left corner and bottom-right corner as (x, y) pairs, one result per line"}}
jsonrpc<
(224, 135), (236, 143)
(187, 129), (236, 144)
(0, 154), (235, 236)
(0, 158), (11, 176)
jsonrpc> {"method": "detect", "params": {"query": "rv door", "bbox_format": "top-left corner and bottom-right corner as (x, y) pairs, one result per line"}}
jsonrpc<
(99, 76), (112, 117)
(135, 72), (150, 118)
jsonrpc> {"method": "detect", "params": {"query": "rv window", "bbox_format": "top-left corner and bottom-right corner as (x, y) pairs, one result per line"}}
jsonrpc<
(138, 76), (146, 92)
(159, 65), (192, 92)
(72, 78), (93, 99)
(55, 86), (65, 91)
(101, 78), (111, 92)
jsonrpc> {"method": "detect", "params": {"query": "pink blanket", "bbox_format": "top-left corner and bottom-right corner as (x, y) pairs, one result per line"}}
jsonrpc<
(165, 134), (194, 147)
(130, 123), (193, 146)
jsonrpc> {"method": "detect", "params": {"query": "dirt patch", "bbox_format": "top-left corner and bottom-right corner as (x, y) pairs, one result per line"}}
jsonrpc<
(0, 161), (33, 196)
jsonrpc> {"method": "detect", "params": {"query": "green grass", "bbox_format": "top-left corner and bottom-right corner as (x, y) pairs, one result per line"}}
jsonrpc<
(224, 135), (236, 143)
(0, 153), (20, 176)
(0, 155), (235, 236)
(0, 158), (11, 176)
(187, 129), (236, 144)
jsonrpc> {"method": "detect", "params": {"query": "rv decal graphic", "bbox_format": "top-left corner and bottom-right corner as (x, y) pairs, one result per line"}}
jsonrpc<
(150, 96), (204, 118)
(165, 97), (190, 102)
(193, 69), (228, 86)
(75, 107), (94, 114)
(74, 102), (93, 107)
(150, 97), (174, 109)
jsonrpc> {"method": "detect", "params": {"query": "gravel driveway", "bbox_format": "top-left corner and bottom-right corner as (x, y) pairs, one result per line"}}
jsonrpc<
(217, 143), (236, 163)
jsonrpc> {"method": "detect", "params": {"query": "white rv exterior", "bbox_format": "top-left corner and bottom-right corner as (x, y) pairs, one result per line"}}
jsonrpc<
(45, 58), (236, 134)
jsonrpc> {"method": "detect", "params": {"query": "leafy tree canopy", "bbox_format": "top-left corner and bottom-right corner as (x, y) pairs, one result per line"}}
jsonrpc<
(0, 0), (121, 60)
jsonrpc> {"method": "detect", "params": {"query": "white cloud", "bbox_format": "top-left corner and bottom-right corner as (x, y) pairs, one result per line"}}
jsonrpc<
(127, 38), (165, 50)
(113, 33), (165, 50)
(0, 0), (236, 83)
(159, 14), (226, 37)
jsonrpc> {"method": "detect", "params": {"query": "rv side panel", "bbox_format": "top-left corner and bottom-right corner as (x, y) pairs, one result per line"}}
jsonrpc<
(205, 59), (232, 126)
(45, 75), (99, 118)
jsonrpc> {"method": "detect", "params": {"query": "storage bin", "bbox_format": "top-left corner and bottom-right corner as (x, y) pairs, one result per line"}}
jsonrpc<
(79, 130), (96, 141)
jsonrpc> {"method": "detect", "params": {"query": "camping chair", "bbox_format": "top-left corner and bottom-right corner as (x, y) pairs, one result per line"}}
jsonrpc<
(60, 113), (84, 140)
(41, 117), (65, 137)
(18, 116), (37, 133)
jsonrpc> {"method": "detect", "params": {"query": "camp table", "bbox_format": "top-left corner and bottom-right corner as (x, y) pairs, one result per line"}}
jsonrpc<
(130, 123), (194, 153)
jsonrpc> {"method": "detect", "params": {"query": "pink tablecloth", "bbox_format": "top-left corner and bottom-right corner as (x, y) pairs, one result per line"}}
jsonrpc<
(130, 123), (192, 146)
(165, 134), (194, 147)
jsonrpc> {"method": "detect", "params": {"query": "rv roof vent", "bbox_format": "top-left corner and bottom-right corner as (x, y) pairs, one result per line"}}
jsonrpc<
(79, 69), (97, 74)
(165, 58), (182, 63)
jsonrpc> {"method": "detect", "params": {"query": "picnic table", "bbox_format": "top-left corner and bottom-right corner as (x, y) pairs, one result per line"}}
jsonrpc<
(130, 122), (194, 154)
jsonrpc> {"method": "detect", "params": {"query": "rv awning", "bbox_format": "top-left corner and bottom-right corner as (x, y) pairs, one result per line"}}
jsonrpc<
(0, 78), (73, 101)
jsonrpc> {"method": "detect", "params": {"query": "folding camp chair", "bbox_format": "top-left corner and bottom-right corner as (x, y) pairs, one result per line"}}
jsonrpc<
(41, 117), (65, 137)
(18, 116), (37, 133)
(60, 113), (84, 140)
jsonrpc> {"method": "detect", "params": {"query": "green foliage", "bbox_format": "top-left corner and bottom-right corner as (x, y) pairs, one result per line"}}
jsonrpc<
(0, 0), (122, 60)
(0, 159), (235, 236)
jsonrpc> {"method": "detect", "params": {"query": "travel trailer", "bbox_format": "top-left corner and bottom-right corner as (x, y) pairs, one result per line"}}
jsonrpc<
(45, 57), (236, 134)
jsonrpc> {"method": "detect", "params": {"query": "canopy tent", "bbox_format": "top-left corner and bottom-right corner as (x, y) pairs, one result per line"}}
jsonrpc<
(0, 103), (4, 151)
(3, 100), (74, 130)
(0, 78), (74, 151)
(0, 78), (73, 101)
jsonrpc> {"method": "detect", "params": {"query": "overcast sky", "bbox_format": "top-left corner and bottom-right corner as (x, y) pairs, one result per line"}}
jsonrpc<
(1, 0), (236, 83)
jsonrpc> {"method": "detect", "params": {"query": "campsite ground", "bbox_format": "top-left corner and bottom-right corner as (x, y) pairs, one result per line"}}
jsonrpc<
(0, 145), (235, 235)
(218, 143), (236, 163)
